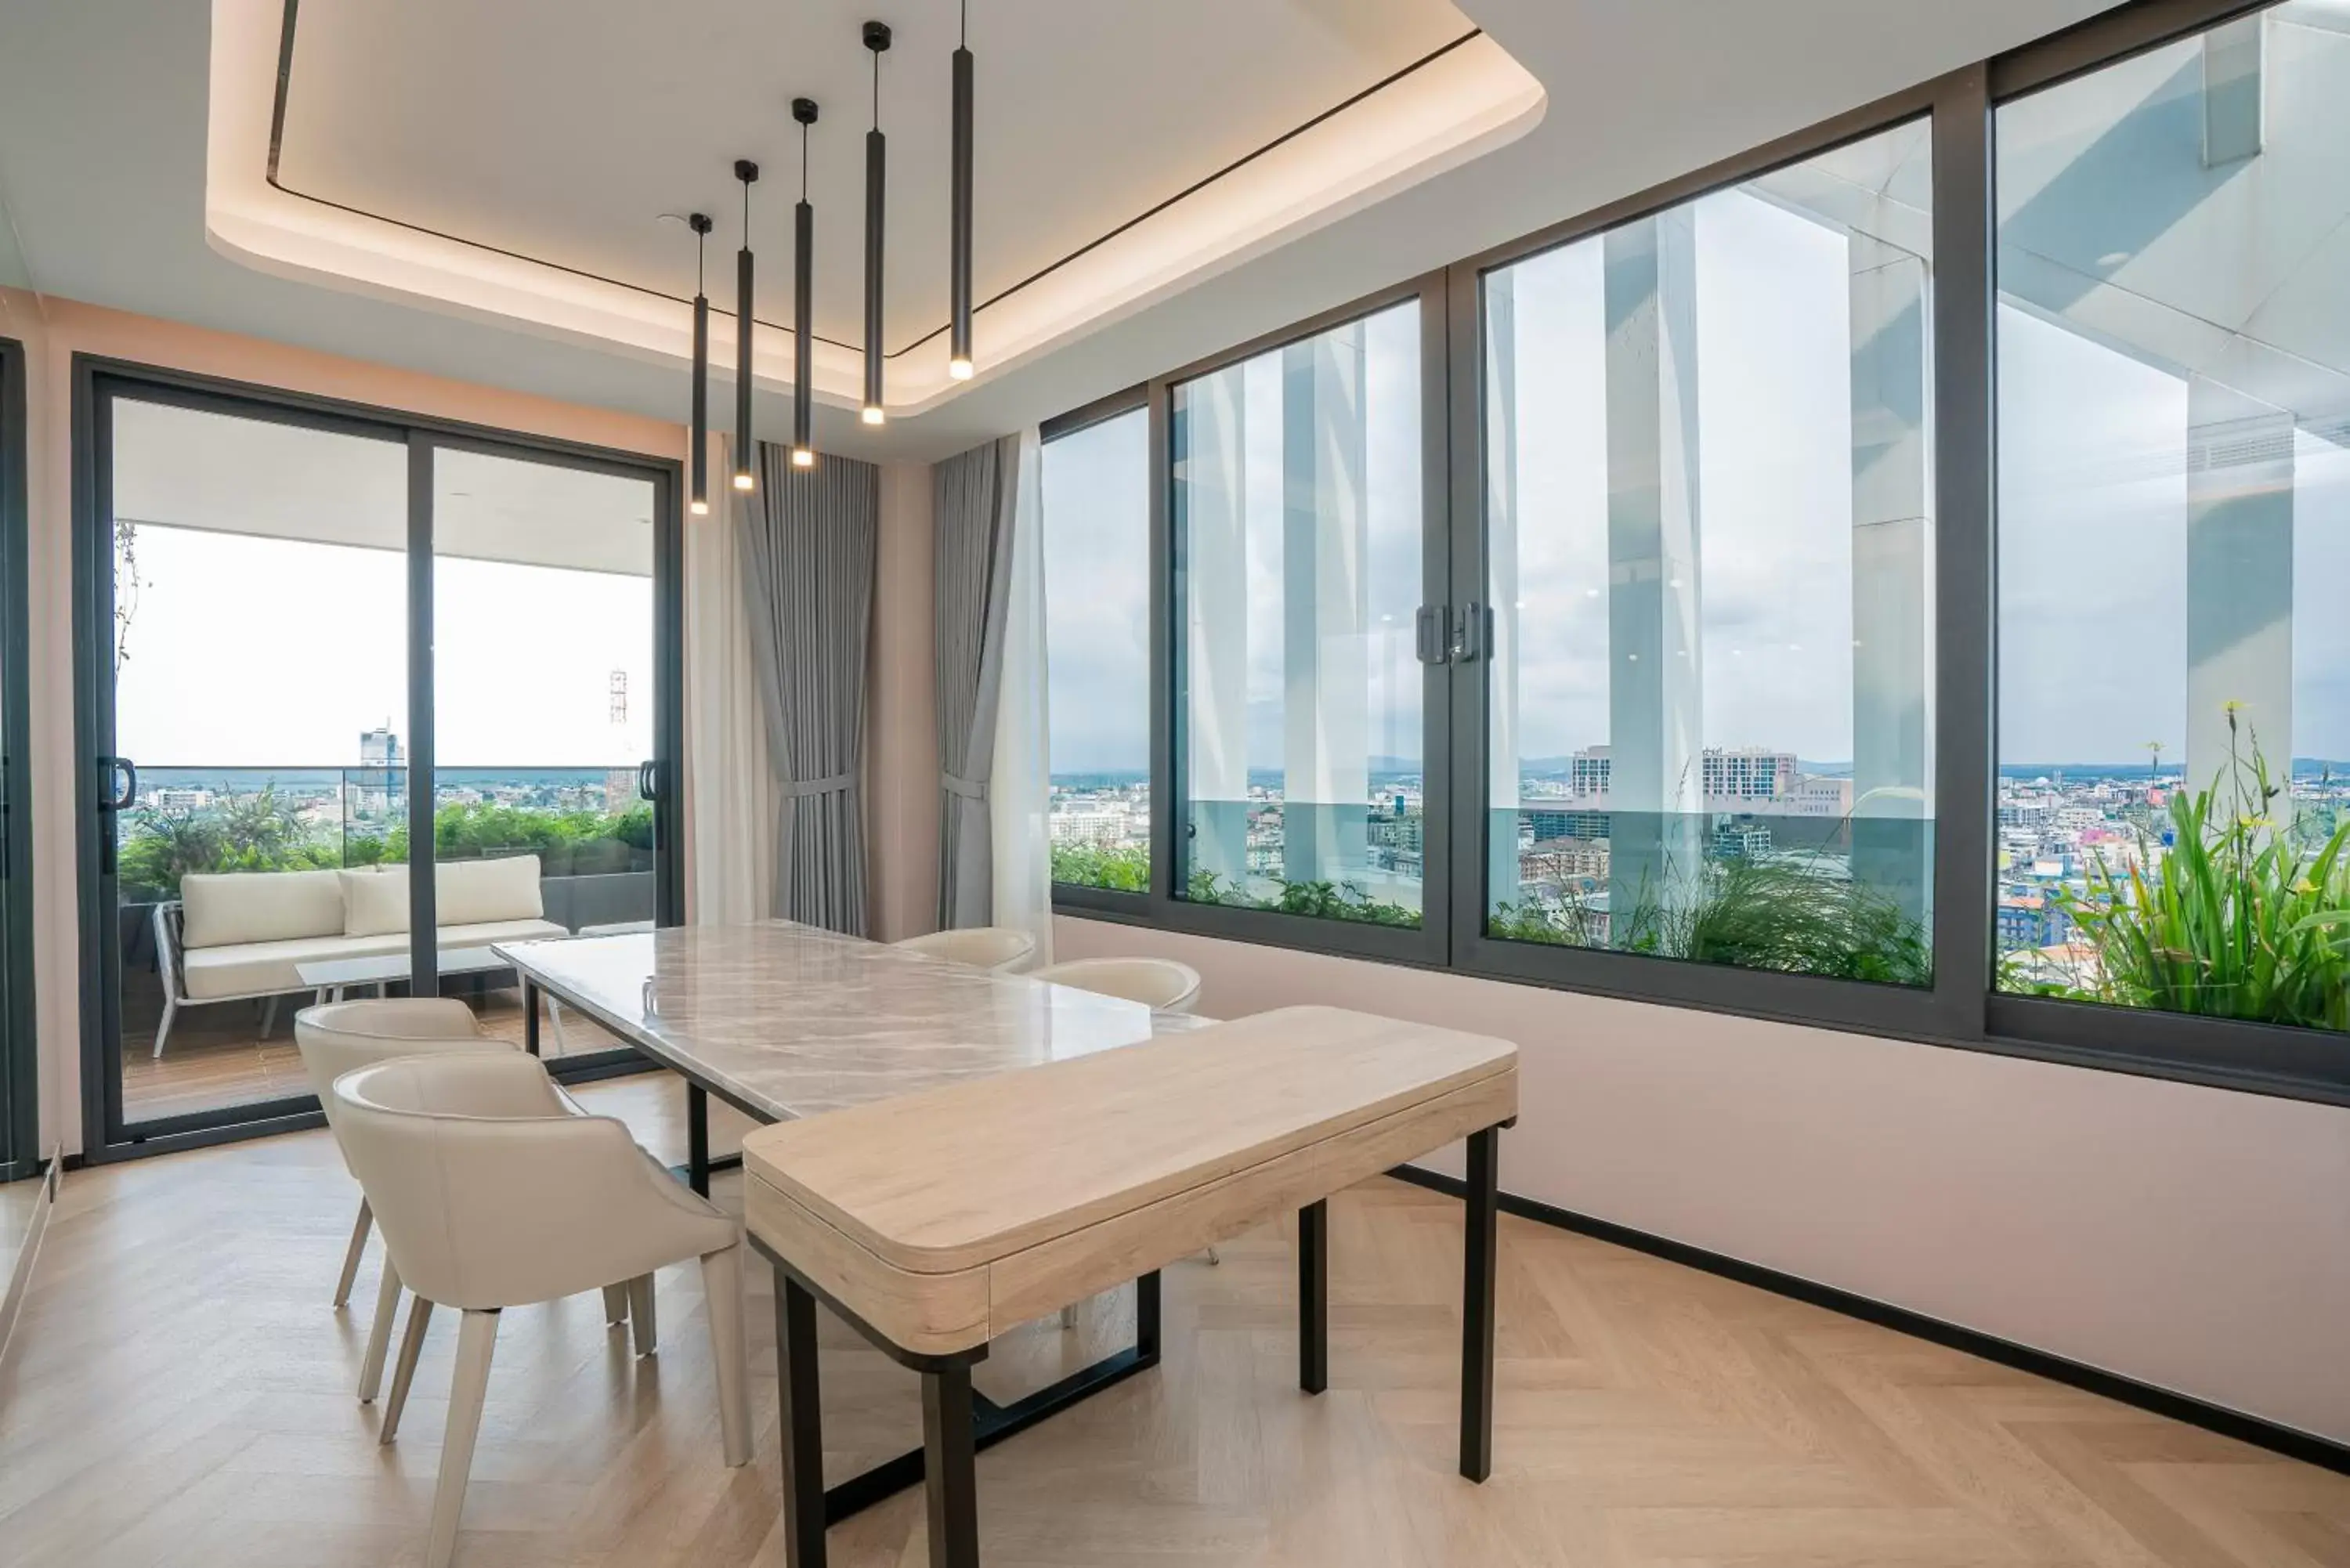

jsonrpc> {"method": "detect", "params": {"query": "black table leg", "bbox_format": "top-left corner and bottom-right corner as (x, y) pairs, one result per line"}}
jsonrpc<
(776, 1270), (829, 1568)
(687, 1083), (710, 1198)
(1136, 1270), (1161, 1361)
(921, 1364), (981, 1568)
(521, 979), (541, 1057)
(1460, 1124), (1500, 1482)
(1299, 1199), (1328, 1394)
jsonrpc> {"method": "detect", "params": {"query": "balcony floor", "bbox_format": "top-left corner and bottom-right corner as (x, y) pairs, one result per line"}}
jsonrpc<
(121, 984), (629, 1125)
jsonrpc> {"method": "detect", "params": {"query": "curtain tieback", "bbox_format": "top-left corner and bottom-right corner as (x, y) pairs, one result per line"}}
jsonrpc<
(940, 771), (988, 802)
(781, 771), (857, 798)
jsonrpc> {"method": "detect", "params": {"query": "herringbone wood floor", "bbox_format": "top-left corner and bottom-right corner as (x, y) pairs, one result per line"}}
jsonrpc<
(2, 1075), (2345, 1567)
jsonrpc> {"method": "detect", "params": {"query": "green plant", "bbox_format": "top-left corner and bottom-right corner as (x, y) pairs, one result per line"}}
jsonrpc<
(2048, 718), (2350, 1031)
(1186, 869), (1422, 928)
(1051, 841), (1149, 892)
(1489, 857), (1930, 985)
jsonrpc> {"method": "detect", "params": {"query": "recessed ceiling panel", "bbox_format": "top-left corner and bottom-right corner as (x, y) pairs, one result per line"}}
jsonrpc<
(271, 0), (1479, 353)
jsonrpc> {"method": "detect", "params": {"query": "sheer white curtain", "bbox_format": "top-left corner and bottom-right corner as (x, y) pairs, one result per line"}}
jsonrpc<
(989, 427), (1054, 966)
(687, 437), (777, 925)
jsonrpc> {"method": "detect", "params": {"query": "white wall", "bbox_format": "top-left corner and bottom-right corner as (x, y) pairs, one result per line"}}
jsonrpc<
(1054, 914), (2350, 1446)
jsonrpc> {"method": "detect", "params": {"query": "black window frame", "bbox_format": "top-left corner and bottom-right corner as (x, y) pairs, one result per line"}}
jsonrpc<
(1041, 0), (2350, 1110)
(70, 356), (687, 1163)
(0, 337), (38, 1183)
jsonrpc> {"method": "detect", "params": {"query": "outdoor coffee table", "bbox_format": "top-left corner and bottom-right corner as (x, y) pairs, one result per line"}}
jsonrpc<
(295, 945), (518, 1003)
(295, 945), (575, 1053)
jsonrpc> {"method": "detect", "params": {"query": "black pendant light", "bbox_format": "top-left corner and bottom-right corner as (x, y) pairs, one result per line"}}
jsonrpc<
(949, 0), (974, 380)
(790, 96), (819, 469)
(862, 20), (891, 425)
(687, 211), (713, 515)
(732, 159), (759, 492)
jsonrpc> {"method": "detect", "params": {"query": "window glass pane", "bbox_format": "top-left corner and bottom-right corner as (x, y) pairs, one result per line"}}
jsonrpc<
(108, 397), (408, 1121)
(1043, 409), (1151, 891)
(1994, 4), (2350, 1032)
(1173, 302), (1425, 927)
(1484, 121), (1936, 983)
(432, 447), (656, 1060)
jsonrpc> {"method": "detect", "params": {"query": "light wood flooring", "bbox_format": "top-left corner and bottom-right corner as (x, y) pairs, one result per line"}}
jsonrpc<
(2, 1075), (2345, 1567)
(118, 987), (627, 1124)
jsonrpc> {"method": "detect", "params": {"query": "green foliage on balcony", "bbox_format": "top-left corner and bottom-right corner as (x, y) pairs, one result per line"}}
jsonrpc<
(1491, 857), (1932, 987)
(1050, 841), (1149, 892)
(2033, 728), (2350, 1032)
(118, 790), (654, 905)
(1186, 869), (1422, 929)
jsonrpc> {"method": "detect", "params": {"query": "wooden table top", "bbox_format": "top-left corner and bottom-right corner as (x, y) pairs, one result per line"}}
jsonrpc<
(494, 921), (1210, 1124)
(741, 1006), (1519, 1277)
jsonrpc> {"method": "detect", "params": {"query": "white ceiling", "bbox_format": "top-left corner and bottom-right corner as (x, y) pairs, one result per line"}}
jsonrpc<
(0, 0), (2128, 462)
(276, 0), (1477, 352)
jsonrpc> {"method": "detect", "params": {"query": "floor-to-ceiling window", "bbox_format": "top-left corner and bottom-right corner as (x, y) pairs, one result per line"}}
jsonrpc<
(1171, 298), (1437, 941)
(79, 371), (682, 1158)
(1478, 121), (1938, 985)
(1993, 1), (2350, 1039)
(1041, 401), (1152, 896)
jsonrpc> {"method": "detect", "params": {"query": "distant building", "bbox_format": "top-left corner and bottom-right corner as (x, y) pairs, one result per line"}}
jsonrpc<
(1712, 822), (1773, 858)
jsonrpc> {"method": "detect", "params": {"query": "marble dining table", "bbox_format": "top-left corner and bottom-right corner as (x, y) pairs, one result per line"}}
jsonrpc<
(494, 919), (1209, 1127)
(492, 919), (1208, 1526)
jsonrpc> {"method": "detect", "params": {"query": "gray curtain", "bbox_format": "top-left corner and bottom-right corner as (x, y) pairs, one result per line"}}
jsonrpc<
(934, 435), (1021, 928)
(737, 439), (878, 934)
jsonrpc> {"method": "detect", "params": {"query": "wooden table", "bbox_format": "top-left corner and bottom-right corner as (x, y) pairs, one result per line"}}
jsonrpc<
(743, 1004), (1520, 1568)
(494, 921), (1212, 1523)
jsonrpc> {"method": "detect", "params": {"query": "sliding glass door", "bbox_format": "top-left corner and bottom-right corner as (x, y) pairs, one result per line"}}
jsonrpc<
(428, 443), (667, 1066)
(78, 371), (681, 1157)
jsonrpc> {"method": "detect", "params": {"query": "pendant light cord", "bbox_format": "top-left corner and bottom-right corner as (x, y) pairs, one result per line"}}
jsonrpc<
(960, 0), (967, 47)
(873, 46), (881, 128)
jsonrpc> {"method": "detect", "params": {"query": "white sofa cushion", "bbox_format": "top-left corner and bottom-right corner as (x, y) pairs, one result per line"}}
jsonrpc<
(339, 867), (410, 938)
(438, 854), (545, 927)
(180, 917), (568, 1000)
(180, 869), (347, 951)
(336, 856), (544, 938)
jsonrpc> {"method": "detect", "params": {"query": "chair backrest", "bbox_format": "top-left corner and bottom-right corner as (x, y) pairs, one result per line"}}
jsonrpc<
(179, 869), (347, 950)
(1032, 957), (1204, 1013)
(333, 1053), (728, 1310)
(293, 998), (498, 1125)
(891, 927), (1038, 973)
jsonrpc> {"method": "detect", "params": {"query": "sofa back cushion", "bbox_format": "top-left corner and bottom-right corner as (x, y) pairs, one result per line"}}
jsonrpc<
(340, 868), (410, 938)
(179, 869), (350, 951)
(438, 854), (545, 927)
(339, 855), (545, 938)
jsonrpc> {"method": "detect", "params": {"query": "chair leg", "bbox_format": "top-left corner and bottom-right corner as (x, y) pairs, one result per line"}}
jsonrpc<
(151, 997), (176, 1060)
(602, 1283), (630, 1327)
(700, 1246), (752, 1467)
(627, 1274), (656, 1357)
(381, 1294), (435, 1444)
(359, 1256), (403, 1403)
(428, 1309), (501, 1568)
(260, 994), (279, 1040)
(1058, 1302), (1077, 1330)
(334, 1199), (373, 1310)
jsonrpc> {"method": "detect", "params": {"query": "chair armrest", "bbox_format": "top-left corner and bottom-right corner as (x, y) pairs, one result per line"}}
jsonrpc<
(151, 901), (186, 1004)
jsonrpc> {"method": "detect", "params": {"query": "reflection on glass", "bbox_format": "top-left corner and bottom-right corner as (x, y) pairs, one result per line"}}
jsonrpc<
(109, 398), (409, 1120)
(431, 449), (660, 976)
(1042, 410), (1151, 891)
(1994, 3), (2350, 1031)
(1483, 121), (1937, 983)
(1173, 302), (1424, 927)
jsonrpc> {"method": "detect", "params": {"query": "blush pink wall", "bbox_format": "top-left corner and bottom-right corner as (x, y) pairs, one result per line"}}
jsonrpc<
(1051, 915), (2350, 1444)
(2, 289), (691, 1156)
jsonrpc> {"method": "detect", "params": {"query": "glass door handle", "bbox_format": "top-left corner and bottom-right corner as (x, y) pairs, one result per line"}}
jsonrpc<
(638, 759), (660, 803)
(98, 757), (136, 876)
(104, 756), (138, 811)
